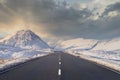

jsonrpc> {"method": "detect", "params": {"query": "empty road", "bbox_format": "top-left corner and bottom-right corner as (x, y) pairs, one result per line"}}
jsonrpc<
(0, 52), (120, 80)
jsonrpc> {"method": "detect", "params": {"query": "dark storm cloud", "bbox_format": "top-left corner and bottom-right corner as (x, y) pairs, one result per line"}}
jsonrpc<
(102, 2), (120, 16)
(1, 0), (91, 23)
(0, 0), (92, 38)
(0, 0), (120, 40)
(95, 2), (120, 39)
(86, 16), (120, 39)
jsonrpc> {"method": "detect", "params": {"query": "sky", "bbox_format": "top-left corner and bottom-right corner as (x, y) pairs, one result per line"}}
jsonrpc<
(0, 0), (120, 44)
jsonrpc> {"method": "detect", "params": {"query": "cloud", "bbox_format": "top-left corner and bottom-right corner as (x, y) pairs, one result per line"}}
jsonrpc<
(102, 2), (120, 16)
(0, 0), (120, 41)
(0, 0), (92, 38)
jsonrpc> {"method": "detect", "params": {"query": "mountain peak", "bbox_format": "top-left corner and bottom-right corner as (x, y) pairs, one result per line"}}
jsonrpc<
(16, 29), (33, 34)
(0, 30), (49, 50)
(16, 29), (37, 36)
(15, 29), (40, 41)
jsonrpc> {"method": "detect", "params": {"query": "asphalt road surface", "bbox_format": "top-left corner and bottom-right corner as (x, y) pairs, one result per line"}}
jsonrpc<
(0, 52), (120, 80)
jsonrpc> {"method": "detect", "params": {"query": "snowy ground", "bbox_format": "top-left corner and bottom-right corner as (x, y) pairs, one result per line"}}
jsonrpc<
(56, 38), (120, 72)
(66, 50), (120, 72)
(0, 46), (51, 71)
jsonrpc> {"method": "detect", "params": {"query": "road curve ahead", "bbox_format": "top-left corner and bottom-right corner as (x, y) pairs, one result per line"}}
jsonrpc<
(0, 52), (120, 80)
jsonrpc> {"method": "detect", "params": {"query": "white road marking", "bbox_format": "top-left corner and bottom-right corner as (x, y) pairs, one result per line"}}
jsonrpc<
(58, 54), (62, 76)
(59, 57), (61, 61)
(59, 54), (61, 61)
(59, 62), (61, 65)
(58, 69), (61, 76)
(59, 59), (61, 61)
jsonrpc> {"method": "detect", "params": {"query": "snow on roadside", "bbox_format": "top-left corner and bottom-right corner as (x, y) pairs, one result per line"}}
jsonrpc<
(56, 37), (120, 73)
(67, 50), (120, 72)
(0, 49), (51, 71)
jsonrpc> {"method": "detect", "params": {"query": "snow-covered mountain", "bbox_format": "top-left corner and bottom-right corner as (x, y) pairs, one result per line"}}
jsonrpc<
(0, 30), (51, 70)
(0, 30), (49, 50)
(55, 38), (98, 51)
(56, 38), (120, 51)
(92, 38), (120, 51)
